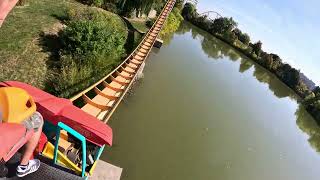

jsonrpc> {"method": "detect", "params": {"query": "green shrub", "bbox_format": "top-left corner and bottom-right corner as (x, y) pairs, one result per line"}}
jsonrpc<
(91, 0), (104, 7)
(52, 7), (127, 96)
(60, 19), (126, 65)
(160, 7), (184, 36)
(102, 3), (118, 13)
(222, 31), (237, 45)
(146, 19), (156, 28)
(57, 55), (93, 87)
(133, 31), (143, 47)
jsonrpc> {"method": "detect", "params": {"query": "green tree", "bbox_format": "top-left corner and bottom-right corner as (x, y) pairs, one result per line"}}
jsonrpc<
(175, 0), (185, 10)
(211, 17), (237, 34)
(239, 33), (250, 45)
(232, 28), (242, 38)
(194, 15), (211, 31)
(222, 31), (237, 44)
(261, 53), (274, 70)
(314, 87), (320, 96)
(181, 2), (196, 20)
(276, 64), (300, 88)
(232, 28), (250, 45)
(251, 41), (262, 57)
(118, 0), (166, 17)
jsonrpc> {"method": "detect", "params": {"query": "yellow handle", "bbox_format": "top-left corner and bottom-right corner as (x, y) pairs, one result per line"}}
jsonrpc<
(23, 97), (37, 122)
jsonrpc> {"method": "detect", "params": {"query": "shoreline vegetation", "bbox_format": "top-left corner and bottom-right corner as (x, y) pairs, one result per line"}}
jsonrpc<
(0, 0), (176, 98)
(181, 2), (320, 123)
(54, 0), (183, 97)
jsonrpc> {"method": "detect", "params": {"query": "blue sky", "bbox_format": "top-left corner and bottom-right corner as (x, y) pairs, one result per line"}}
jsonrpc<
(197, 0), (319, 85)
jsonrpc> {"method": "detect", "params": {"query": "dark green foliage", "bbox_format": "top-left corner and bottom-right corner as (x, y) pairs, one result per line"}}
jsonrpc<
(102, 3), (119, 13)
(314, 87), (320, 96)
(222, 31), (237, 44)
(92, 0), (104, 7)
(60, 20), (125, 65)
(251, 41), (262, 57)
(304, 87), (320, 123)
(193, 15), (211, 31)
(175, 0), (185, 10)
(211, 17), (237, 34)
(276, 64), (300, 88)
(62, 8), (127, 63)
(117, 0), (166, 17)
(80, 0), (166, 17)
(160, 7), (184, 36)
(233, 28), (250, 45)
(146, 19), (156, 28)
(52, 7), (127, 96)
(181, 2), (196, 20)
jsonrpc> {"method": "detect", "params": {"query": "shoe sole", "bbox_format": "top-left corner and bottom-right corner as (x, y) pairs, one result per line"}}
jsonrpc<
(16, 165), (40, 178)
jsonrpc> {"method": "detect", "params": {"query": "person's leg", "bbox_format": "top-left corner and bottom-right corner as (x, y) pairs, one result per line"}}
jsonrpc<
(20, 125), (42, 165)
(16, 112), (43, 177)
(0, 0), (19, 27)
(0, 0), (9, 27)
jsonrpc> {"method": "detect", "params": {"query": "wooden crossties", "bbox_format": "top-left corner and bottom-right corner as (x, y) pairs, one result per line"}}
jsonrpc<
(70, 0), (176, 123)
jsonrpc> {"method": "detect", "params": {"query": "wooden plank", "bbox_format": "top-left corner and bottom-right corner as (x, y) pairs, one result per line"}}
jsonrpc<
(125, 62), (138, 69)
(139, 47), (148, 54)
(82, 95), (112, 111)
(102, 81), (124, 92)
(94, 87), (118, 101)
(140, 44), (150, 50)
(133, 54), (144, 61)
(120, 66), (134, 74)
(136, 51), (146, 57)
(115, 71), (132, 80)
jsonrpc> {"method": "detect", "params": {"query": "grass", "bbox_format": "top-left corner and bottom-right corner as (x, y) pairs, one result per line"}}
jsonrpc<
(50, 7), (128, 97)
(0, 0), (128, 97)
(0, 0), (76, 89)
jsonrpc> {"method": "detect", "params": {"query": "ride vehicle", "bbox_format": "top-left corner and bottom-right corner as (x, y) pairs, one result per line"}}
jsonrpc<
(0, 81), (113, 179)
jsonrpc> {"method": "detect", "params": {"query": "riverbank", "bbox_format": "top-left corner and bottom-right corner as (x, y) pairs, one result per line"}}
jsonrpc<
(181, 2), (320, 124)
(0, 0), (129, 98)
(105, 21), (320, 180)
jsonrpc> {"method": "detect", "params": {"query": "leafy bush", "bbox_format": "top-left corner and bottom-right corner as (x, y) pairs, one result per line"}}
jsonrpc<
(211, 17), (237, 35)
(222, 31), (237, 44)
(92, 0), (104, 7)
(102, 3), (118, 13)
(146, 19), (156, 28)
(60, 19), (126, 65)
(160, 8), (184, 36)
(181, 2), (196, 20)
(52, 7), (127, 96)
(175, 0), (185, 10)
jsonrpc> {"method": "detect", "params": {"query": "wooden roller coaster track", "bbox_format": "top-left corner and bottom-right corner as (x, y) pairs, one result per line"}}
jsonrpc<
(69, 0), (176, 123)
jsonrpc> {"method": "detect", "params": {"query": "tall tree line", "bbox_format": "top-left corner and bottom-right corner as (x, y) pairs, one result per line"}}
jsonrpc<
(108, 0), (166, 17)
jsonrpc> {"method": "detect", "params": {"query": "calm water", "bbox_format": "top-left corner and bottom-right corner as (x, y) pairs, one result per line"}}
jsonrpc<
(102, 22), (320, 180)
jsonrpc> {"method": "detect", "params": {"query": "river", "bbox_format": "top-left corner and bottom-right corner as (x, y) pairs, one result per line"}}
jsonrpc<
(102, 22), (320, 180)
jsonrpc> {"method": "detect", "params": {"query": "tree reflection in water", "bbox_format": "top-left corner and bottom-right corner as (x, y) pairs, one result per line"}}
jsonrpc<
(172, 21), (320, 154)
(296, 104), (320, 152)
